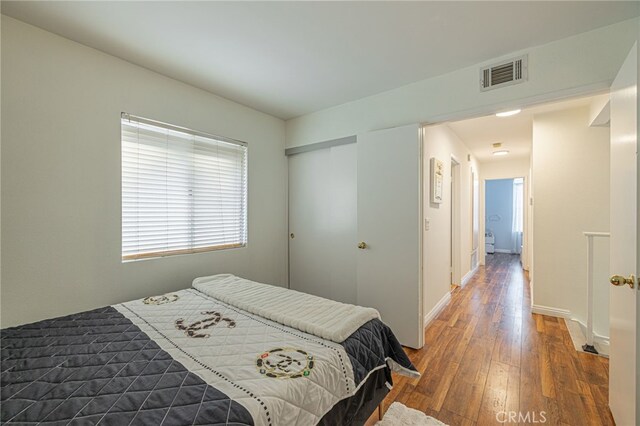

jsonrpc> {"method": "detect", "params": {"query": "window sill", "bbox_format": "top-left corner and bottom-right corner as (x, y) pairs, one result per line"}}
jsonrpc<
(122, 243), (246, 262)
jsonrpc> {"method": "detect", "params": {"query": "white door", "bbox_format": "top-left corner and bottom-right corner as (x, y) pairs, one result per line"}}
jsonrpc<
(608, 42), (637, 426)
(356, 124), (423, 349)
(288, 144), (358, 304)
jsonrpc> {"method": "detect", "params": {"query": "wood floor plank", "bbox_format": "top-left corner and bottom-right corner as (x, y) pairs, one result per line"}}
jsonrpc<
(539, 339), (557, 398)
(577, 352), (609, 387)
(371, 254), (612, 426)
(505, 364), (520, 416)
(476, 360), (511, 425)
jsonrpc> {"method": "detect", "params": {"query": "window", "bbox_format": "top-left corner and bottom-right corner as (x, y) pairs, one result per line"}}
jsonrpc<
(121, 113), (247, 261)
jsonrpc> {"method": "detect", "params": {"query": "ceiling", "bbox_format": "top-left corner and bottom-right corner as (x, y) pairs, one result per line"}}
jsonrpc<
(447, 96), (596, 163)
(2, 2), (638, 119)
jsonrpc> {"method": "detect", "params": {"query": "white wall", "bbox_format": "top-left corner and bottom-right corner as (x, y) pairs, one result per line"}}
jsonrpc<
(485, 179), (515, 252)
(532, 106), (610, 337)
(479, 158), (532, 269)
(1, 16), (288, 327)
(422, 124), (479, 318)
(286, 18), (638, 148)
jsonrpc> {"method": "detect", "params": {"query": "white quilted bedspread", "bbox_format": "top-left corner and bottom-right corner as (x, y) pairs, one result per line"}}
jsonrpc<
(116, 288), (375, 426)
(193, 274), (380, 343)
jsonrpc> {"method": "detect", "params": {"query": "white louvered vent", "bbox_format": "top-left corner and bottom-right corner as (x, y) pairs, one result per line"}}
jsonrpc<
(480, 55), (528, 91)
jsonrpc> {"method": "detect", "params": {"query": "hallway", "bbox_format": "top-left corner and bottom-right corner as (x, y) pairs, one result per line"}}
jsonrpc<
(383, 254), (613, 425)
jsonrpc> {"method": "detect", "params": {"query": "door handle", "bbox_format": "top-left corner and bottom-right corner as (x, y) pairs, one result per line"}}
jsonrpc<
(358, 242), (367, 249)
(610, 274), (635, 289)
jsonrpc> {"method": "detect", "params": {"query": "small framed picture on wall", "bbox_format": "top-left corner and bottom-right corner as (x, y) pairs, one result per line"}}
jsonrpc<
(430, 157), (444, 204)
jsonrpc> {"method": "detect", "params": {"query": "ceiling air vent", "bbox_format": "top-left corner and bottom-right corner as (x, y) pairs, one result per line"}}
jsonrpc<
(480, 55), (528, 91)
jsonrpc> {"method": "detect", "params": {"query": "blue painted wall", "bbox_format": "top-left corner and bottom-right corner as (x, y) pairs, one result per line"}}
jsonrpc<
(485, 179), (513, 252)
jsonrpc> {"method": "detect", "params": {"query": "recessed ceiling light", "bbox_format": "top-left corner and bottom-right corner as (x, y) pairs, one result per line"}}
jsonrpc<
(496, 109), (521, 117)
(493, 150), (510, 156)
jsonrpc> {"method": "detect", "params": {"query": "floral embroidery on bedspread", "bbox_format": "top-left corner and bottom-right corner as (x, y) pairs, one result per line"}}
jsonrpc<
(143, 293), (179, 305)
(256, 347), (315, 379)
(175, 310), (237, 337)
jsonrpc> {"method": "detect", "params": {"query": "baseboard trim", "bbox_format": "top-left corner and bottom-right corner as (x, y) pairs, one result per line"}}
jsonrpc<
(531, 305), (610, 346)
(494, 249), (513, 254)
(569, 318), (610, 346)
(461, 263), (480, 287)
(531, 304), (571, 318)
(424, 292), (452, 328)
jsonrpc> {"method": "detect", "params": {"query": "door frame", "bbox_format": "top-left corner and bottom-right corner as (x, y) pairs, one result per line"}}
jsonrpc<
(450, 156), (462, 287)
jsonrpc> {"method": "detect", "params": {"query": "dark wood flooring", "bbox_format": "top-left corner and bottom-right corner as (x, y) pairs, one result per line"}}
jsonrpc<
(368, 253), (613, 426)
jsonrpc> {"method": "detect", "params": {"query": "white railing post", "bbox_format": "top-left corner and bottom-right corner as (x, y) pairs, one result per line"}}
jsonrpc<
(582, 231), (610, 355)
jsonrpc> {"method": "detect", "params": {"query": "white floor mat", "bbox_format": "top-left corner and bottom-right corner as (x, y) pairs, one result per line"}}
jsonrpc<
(376, 402), (448, 426)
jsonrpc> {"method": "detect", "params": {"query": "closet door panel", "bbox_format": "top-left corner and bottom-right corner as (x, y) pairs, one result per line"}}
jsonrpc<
(328, 144), (358, 304)
(288, 144), (357, 303)
(288, 148), (332, 298)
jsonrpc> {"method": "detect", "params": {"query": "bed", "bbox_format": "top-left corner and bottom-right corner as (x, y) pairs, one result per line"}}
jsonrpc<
(1, 274), (418, 425)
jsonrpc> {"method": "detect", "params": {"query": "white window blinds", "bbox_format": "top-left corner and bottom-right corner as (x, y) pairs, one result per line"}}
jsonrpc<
(121, 114), (247, 261)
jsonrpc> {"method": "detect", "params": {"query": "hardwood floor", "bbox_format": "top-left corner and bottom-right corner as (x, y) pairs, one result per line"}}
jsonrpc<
(370, 254), (614, 426)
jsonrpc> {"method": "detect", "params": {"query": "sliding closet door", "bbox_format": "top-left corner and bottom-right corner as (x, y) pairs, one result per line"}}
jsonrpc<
(357, 124), (423, 349)
(327, 144), (358, 304)
(288, 148), (331, 297)
(288, 144), (357, 304)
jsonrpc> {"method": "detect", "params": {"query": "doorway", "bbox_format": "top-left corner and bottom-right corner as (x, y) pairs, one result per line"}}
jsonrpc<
(484, 177), (525, 263)
(421, 88), (625, 424)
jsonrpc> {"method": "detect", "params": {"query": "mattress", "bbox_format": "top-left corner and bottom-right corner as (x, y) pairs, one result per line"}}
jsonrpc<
(1, 278), (417, 425)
